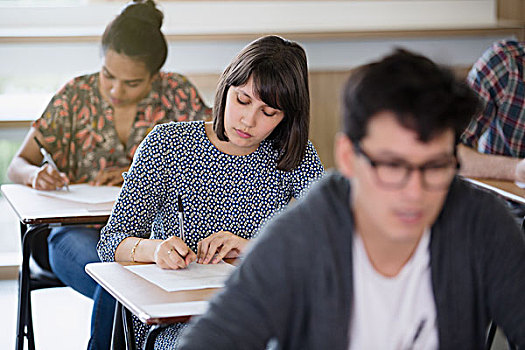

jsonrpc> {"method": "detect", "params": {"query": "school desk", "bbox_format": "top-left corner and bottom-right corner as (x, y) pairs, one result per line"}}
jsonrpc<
(1, 184), (113, 350)
(86, 261), (235, 350)
(463, 177), (525, 205)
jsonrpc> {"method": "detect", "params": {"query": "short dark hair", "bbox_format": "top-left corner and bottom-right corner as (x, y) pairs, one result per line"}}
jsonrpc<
(213, 35), (310, 172)
(343, 49), (480, 143)
(101, 0), (168, 75)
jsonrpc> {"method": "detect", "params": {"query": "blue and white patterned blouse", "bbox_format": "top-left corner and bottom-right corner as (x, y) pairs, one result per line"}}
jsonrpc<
(98, 120), (324, 348)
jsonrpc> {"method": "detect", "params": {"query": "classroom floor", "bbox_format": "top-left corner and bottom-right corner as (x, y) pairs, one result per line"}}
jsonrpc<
(0, 280), (92, 349)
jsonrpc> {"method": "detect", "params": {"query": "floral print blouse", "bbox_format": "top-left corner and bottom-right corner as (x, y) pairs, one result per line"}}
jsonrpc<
(33, 72), (211, 183)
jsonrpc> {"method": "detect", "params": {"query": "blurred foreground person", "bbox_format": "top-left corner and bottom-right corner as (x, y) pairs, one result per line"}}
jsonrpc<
(178, 49), (525, 349)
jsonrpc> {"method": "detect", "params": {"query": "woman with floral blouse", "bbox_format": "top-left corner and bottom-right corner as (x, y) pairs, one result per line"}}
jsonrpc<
(7, 1), (210, 349)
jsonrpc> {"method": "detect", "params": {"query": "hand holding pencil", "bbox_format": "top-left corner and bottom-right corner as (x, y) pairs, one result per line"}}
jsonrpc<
(31, 137), (70, 191)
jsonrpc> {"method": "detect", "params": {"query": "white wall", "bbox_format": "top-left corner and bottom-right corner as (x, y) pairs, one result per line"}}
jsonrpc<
(0, 1), (497, 35)
(0, 35), (512, 77)
(0, 0), (508, 121)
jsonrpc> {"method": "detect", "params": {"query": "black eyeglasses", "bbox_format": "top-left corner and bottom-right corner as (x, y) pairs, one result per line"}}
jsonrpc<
(353, 142), (459, 190)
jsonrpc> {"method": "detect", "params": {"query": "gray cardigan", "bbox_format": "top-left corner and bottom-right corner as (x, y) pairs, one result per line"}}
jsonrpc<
(179, 172), (525, 349)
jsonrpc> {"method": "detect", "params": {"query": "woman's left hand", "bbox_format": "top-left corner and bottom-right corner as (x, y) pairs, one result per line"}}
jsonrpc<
(197, 231), (248, 264)
(90, 166), (130, 186)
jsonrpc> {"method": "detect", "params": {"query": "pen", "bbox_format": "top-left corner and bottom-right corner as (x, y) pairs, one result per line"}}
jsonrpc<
(177, 194), (185, 242)
(33, 137), (70, 191)
(407, 319), (426, 350)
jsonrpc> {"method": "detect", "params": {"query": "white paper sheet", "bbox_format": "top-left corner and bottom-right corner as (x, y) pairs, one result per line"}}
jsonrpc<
(515, 181), (525, 189)
(125, 262), (236, 292)
(36, 184), (121, 204)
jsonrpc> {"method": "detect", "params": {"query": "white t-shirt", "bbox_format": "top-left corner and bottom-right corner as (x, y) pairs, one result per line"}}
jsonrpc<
(348, 229), (438, 350)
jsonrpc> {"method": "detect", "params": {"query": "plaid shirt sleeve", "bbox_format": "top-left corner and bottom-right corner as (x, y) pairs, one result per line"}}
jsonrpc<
(460, 43), (509, 148)
(460, 40), (525, 156)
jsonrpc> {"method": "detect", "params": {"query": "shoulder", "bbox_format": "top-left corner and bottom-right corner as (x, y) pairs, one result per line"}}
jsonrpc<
(471, 40), (523, 77)
(157, 71), (196, 89)
(304, 139), (317, 154)
(249, 171), (353, 273)
(303, 140), (322, 163)
(291, 140), (324, 176)
(296, 171), (350, 216)
(279, 139), (323, 170)
(436, 177), (518, 237)
(55, 73), (98, 96)
(444, 177), (508, 211)
(258, 172), (351, 245)
(488, 40), (524, 60)
(149, 120), (205, 143)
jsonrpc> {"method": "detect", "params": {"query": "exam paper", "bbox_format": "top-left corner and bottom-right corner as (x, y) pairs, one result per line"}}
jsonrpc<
(36, 184), (121, 204)
(125, 262), (236, 292)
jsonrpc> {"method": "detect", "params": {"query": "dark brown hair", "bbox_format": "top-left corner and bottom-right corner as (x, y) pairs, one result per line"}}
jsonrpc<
(343, 49), (480, 144)
(213, 35), (310, 172)
(101, 0), (167, 74)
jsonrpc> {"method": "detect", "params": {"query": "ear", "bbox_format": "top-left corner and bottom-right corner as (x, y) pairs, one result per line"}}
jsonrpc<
(334, 133), (355, 178)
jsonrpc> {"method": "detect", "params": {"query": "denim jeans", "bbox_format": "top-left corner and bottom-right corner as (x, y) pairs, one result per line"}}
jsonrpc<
(48, 225), (115, 350)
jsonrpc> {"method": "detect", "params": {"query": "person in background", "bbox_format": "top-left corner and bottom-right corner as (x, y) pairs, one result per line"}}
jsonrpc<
(7, 1), (210, 349)
(97, 35), (324, 349)
(177, 49), (525, 349)
(458, 40), (525, 181)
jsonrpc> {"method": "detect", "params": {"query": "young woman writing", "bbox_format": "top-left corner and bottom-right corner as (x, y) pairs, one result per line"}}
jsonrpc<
(98, 35), (324, 349)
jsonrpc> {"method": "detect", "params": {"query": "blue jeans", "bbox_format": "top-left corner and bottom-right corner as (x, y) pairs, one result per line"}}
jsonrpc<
(48, 226), (115, 350)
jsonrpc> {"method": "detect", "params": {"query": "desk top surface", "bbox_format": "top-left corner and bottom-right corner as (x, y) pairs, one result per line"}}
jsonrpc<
(1, 184), (113, 225)
(86, 262), (222, 325)
(464, 177), (525, 205)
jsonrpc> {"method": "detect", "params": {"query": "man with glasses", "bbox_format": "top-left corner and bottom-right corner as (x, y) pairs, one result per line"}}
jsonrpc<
(178, 50), (525, 349)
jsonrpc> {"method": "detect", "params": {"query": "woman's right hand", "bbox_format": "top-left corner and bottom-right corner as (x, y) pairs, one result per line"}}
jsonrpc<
(30, 163), (69, 191)
(154, 236), (196, 270)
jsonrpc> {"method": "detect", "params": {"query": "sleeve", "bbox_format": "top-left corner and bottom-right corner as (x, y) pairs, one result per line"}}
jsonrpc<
(480, 200), (525, 346)
(177, 214), (300, 349)
(460, 44), (508, 148)
(166, 73), (212, 122)
(97, 125), (171, 262)
(32, 80), (75, 169)
(290, 140), (325, 199)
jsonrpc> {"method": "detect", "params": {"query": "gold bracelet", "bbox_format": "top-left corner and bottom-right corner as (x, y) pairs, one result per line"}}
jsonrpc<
(131, 238), (144, 263)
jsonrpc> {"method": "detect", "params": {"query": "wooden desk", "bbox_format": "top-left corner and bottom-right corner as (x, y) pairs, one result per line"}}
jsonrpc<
(463, 177), (525, 205)
(1, 184), (113, 350)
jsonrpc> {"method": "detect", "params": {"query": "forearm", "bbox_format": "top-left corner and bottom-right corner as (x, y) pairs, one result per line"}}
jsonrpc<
(114, 237), (162, 262)
(457, 144), (520, 181)
(7, 156), (40, 187)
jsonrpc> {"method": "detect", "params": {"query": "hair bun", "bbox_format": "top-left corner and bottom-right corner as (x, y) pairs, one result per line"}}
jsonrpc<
(120, 0), (163, 29)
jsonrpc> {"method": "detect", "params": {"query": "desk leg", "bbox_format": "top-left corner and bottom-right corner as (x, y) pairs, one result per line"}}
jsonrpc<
(144, 324), (169, 350)
(112, 302), (123, 350)
(113, 301), (137, 350)
(122, 304), (137, 350)
(16, 223), (37, 350)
